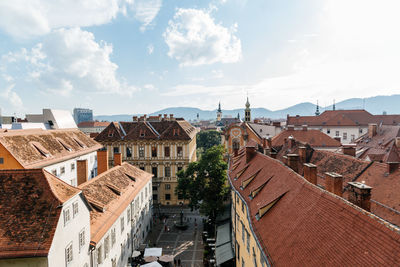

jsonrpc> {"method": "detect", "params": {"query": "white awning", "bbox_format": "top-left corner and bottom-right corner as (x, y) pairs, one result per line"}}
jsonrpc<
(140, 261), (162, 267)
(144, 247), (162, 257)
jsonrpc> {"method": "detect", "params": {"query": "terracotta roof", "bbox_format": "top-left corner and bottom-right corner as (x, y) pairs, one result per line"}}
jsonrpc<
(95, 119), (196, 142)
(77, 121), (110, 128)
(272, 129), (341, 148)
(288, 110), (400, 127)
(79, 162), (152, 243)
(0, 128), (102, 168)
(229, 147), (400, 266)
(0, 169), (80, 259)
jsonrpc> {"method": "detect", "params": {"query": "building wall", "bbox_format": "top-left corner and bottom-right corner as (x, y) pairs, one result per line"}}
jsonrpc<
(101, 138), (196, 205)
(43, 151), (97, 186)
(93, 181), (153, 267)
(231, 190), (268, 267)
(304, 126), (366, 144)
(0, 257), (47, 267)
(0, 143), (24, 169)
(48, 194), (91, 267)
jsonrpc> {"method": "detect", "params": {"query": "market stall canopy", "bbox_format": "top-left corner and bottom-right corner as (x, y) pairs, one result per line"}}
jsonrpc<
(144, 248), (163, 257)
(141, 261), (162, 267)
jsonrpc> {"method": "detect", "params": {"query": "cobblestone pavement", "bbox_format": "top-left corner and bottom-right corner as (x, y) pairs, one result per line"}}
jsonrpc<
(146, 206), (204, 267)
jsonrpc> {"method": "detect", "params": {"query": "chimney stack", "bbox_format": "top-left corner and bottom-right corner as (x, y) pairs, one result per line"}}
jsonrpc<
(97, 148), (109, 175)
(114, 152), (122, 167)
(325, 172), (343, 197)
(368, 123), (377, 138)
(246, 146), (257, 164)
(302, 125), (308, 131)
(77, 159), (88, 185)
(287, 154), (299, 173)
(303, 163), (317, 185)
(347, 182), (372, 211)
(298, 146), (307, 162)
(395, 137), (400, 148)
(132, 116), (138, 121)
(387, 162), (399, 173)
(163, 114), (168, 120)
(288, 136), (295, 149)
(170, 114), (175, 121)
(342, 144), (356, 157)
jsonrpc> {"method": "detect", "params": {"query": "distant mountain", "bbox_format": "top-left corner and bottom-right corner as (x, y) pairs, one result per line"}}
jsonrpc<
(94, 94), (400, 122)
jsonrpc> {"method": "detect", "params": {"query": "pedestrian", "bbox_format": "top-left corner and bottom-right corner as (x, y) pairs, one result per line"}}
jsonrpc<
(178, 259), (181, 266)
(174, 259), (177, 267)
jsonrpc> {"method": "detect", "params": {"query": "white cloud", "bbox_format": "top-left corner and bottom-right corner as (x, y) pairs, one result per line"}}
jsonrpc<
(163, 8), (241, 66)
(1, 84), (23, 108)
(0, 0), (162, 38)
(147, 44), (154, 55)
(1, 28), (138, 97)
(131, 0), (163, 31)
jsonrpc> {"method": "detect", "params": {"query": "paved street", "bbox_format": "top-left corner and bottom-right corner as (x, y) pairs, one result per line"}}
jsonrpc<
(146, 207), (205, 267)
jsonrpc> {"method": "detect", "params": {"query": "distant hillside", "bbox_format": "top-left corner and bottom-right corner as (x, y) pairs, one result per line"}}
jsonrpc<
(94, 94), (400, 122)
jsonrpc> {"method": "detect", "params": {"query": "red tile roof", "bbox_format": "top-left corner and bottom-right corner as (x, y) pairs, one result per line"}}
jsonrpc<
(229, 148), (400, 266)
(0, 128), (102, 168)
(272, 129), (341, 148)
(79, 162), (152, 244)
(0, 169), (80, 259)
(77, 121), (110, 128)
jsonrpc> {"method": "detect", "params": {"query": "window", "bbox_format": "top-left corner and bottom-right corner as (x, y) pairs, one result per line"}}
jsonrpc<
(113, 147), (119, 154)
(65, 242), (73, 265)
(71, 163), (75, 171)
(104, 235), (110, 259)
(164, 146), (170, 157)
(335, 131), (339, 136)
(177, 166), (182, 172)
(79, 229), (85, 252)
(165, 184), (171, 190)
(52, 169), (57, 176)
(121, 216), (125, 233)
(165, 194), (171, 200)
(152, 166), (158, 177)
(127, 209), (131, 225)
(242, 258), (245, 267)
(237, 242), (240, 260)
(165, 166), (171, 177)
(327, 129), (331, 134)
(111, 228), (116, 247)
(152, 186), (157, 191)
(351, 134), (355, 141)
(359, 128), (363, 133)
(64, 208), (71, 226)
(140, 166), (145, 171)
(343, 132), (347, 140)
(139, 146), (145, 158)
(111, 258), (116, 267)
(126, 147), (132, 158)
(153, 194), (158, 201)
(177, 146), (183, 157)
(241, 199), (244, 213)
(0, 158), (3, 164)
(60, 166), (65, 175)
(178, 193), (183, 200)
(97, 245), (103, 264)
(151, 146), (157, 157)
(246, 230), (250, 252)
(72, 201), (79, 217)
(241, 222), (245, 242)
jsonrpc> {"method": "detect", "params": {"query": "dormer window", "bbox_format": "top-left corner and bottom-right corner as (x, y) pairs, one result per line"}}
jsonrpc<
(140, 129), (145, 137)
(30, 142), (51, 158)
(73, 137), (86, 148)
(57, 138), (72, 152)
(108, 133), (114, 137)
(255, 192), (286, 221)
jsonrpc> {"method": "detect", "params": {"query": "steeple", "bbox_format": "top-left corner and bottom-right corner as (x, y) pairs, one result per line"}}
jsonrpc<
(218, 102), (222, 113)
(216, 101), (222, 121)
(245, 97), (251, 122)
(333, 99), (336, 111)
(237, 112), (240, 120)
(315, 100), (320, 116)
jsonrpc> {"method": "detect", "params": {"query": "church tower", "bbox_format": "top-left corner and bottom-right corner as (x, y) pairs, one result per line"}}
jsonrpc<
(245, 97), (251, 122)
(315, 100), (320, 116)
(217, 102), (222, 121)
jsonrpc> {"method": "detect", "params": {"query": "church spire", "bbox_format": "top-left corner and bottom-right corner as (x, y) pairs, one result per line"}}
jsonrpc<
(333, 99), (336, 111)
(245, 96), (251, 122)
(218, 101), (222, 113)
(315, 100), (320, 116)
(216, 101), (222, 121)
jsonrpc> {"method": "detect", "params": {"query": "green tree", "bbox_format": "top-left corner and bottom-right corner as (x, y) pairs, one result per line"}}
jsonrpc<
(196, 130), (221, 151)
(176, 145), (228, 223)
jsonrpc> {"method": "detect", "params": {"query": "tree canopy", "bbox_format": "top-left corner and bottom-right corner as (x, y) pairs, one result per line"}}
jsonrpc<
(176, 145), (228, 222)
(196, 130), (221, 151)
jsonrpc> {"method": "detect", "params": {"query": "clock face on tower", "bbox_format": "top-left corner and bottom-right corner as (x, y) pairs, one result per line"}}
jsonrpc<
(230, 128), (241, 138)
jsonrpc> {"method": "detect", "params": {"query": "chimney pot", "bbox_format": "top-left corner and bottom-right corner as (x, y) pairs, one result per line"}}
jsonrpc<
(288, 136), (296, 149)
(303, 163), (317, 185)
(347, 182), (372, 211)
(325, 172), (343, 197)
(342, 144), (356, 157)
(97, 148), (109, 175)
(299, 146), (307, 163)
(114, 152), (122, 167)
(287, 154), (299, 173)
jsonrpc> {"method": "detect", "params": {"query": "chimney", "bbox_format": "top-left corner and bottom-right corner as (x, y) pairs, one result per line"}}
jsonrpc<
(396, 137), (400, 148)
(262, 137), (267, 148)
(97, 148), (109, 175)
(270, 152), (277, 159)
(266, 137), (272, 148)
(246, 146), (257, 164)
(333, 136), (341, 143)
(368, 123), (377, 138)
(143, 114), (147, 121)
(303, 163), (317, 185)
(342, 144), (356, 157)
(347, 182), (372, 211)
(287, 125), (294, 131)
(302, 125), (308, 131)
(132, 116), (138, 121)
(387, 162), (399, 173)
(114, 152), (122, 167)
(298, 146), (307, 163)
(288, 136), (295, 148)
(170, 114), (175, 121)
(325, 172), (343, 197)
(77, 159), (88, 185)
(163, 114), (168, 120)
(158, 114), (162, 121)
(287, 154), (299, 173)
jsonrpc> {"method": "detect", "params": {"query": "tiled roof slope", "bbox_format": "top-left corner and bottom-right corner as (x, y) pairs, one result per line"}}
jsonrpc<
(77, 121), (110, 128)
(95, 119), (196, 142)
(0, 169), (80, 259)
(79, 162), (152, 243)
(272, 129), (341, 148)
(288, 109), (400, 126)
(0, 128), (102, 168)
(229, 148), (400, 266)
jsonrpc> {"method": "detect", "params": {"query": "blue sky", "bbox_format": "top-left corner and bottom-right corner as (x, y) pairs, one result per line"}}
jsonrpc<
(0, 0), (399, 116)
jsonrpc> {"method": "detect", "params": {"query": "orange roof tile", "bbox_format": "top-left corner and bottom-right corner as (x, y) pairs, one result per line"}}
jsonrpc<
(272, 129), (341, 148)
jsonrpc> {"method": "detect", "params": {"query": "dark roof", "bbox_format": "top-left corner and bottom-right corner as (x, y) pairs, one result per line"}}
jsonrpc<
(272, 129), (341, 148)
(0, 169), (80, 259)
(95, 119), (196, 142)
(229, 147), (400, 266)
(288, 110), (400, 127)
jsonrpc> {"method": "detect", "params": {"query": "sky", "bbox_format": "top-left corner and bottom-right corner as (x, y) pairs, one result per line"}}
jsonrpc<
(0, 0), (400, 116)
